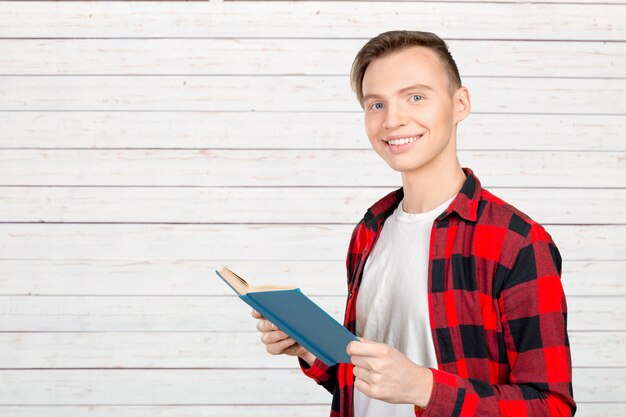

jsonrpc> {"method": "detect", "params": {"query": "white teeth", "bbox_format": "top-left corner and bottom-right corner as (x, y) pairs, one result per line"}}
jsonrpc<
(387, 136), (420, 146)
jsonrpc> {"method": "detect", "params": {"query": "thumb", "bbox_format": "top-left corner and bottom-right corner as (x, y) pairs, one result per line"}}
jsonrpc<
(347, 337), (374, 356)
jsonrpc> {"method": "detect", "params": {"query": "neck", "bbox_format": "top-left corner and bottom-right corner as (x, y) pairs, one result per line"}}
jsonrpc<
(400, 154), (466, 214)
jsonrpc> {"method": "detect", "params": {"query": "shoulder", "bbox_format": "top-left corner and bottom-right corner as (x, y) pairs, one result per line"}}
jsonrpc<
(358, 187), (404, 230)
(475, 187), (554, 245)
(347, 187), (403, 252)
(475, 187), (562, 284)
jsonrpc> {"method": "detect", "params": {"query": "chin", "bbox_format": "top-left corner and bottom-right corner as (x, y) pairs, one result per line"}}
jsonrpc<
(385, 161), (427, 173)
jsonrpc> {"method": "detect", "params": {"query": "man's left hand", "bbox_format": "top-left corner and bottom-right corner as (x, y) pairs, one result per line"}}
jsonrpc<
(347, 338), (433, 407)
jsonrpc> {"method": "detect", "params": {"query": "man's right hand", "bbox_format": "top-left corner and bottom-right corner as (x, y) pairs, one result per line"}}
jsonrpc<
(251, 309), (316, 366)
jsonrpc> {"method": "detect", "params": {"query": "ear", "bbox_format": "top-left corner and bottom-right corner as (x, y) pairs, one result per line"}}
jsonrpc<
(453, 86), (471, 123)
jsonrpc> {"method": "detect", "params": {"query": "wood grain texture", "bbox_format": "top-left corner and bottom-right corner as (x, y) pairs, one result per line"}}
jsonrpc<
(0, 406), (333, 417)
(0, 331), (621, 368)
(0, 260), (621, 296)
(0, 224), (623, 261)
(0, 369), (329, 405)
(1, 112), (624, 152)
(1, 149), (624, 187)
(0, 368), (620, 404)
(0, 295), (621, 332)
(1, 39), (623, 77)
(1, 76), (624, 114)
(0, 404), (622, 417)
(1, 186), (623, 225)
(1, 1), (623, 413)
(0, 2), (623, 40)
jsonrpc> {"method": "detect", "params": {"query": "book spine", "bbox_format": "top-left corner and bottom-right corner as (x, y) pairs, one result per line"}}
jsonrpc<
(240, 294), (336, 366)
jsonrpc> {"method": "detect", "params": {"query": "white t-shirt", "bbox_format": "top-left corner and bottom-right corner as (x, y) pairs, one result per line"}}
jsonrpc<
(353, 195), (454, 417)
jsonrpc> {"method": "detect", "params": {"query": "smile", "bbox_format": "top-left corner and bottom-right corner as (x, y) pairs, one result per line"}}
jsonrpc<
(384, 135), (422, 146)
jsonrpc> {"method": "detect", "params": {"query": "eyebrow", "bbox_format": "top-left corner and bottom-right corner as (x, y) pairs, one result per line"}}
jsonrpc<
(362, 83), (434, 102)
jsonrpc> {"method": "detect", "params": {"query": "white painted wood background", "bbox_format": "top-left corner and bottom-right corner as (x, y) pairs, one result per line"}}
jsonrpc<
(0, 1), (624, 416)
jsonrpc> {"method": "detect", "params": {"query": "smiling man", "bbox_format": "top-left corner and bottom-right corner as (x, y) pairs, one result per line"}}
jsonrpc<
(253, 30), (576, 417)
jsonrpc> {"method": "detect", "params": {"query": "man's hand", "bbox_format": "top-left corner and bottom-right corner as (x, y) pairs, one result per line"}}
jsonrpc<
(251, 309), (316, 366)
(347, 338), (433, 408)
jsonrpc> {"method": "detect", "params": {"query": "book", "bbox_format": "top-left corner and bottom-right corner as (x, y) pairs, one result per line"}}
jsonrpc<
(215, 266), (358, 366)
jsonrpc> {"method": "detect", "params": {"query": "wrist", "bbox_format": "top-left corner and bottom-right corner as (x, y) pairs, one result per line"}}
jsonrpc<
(413, 366), (434, 408)
(299, 350), (315, 366)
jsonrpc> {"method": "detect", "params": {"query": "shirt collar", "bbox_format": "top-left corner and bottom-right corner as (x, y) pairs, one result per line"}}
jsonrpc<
(439, 166), (481, 222)
(364, 167), (482, 230)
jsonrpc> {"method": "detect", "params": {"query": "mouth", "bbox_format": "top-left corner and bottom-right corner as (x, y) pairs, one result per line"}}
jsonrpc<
(383, 134), (423, 146)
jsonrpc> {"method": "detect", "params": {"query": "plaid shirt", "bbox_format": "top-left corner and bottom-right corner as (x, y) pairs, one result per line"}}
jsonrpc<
(299, 167), (575, 417)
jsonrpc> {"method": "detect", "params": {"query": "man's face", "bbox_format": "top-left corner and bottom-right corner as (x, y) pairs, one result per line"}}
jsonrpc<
(361, 46), (469, 175)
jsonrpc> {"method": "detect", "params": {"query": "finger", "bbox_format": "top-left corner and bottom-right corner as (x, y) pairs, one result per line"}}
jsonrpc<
(262, 330), (290, 344)
(350, 355), (373, 370)
(276, 336), (297, 351)
(353, 365), (374, 386)
(256, 319), (279, 332)
(263, 319), (278, 331)
(283, 341), (303, 356)
(347, 340), (382, 357)
(251, 309), (263, 319)
(354, 377), (372, 397)
(266, 336), (297, 355)
(255, 320), (265, 332)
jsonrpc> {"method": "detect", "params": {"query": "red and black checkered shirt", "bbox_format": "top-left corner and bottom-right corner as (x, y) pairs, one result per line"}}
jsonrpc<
(299, 167), (575, 417)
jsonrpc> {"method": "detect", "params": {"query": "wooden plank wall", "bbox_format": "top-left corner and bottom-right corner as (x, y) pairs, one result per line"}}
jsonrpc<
(0, 1), (624, 416)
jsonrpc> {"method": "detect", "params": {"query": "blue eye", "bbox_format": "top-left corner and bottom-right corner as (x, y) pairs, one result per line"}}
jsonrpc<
(411, 95), (423, 102)
(370, 102), (383, 110)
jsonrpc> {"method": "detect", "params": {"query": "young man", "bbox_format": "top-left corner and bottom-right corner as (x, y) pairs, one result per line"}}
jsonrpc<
(253, 30), (575, 416)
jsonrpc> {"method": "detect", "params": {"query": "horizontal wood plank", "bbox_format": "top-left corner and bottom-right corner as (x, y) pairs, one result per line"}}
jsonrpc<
(1, 186), (623, 225)
(1, 76), (624, 114)
(1, 112), (624, 152)
(0, 330), (620, 368)
(0, 295), (621, 332)
(0, 405), (332, 417)
(1, 39), (623, 78)
(562, 261), (626, 296)
(569, 331), (626, 368)
(0, 260), (621, 297)
(0, 369), (328, 405)
(0, 2), (623, 40)
(0, 260), (348, 297)
(571, 368), (626, 404)
(1, 295), (348, 333)
(1, 150), (624, 188)
(0, 404), (622, 417)
(0, 368), (619, 404)
(0, 224), (623, 261)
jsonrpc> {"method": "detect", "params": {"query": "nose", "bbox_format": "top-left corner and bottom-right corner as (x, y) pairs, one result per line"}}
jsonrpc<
(382, 103), (408, 130)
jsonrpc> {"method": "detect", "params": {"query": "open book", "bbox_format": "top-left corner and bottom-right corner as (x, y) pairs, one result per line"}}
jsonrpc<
(216, 266), (357, 366)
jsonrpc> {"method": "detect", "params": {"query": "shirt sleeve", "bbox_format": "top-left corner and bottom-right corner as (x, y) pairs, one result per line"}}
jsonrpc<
(420, 223), (576, 417)
(298, 356), (338, 394)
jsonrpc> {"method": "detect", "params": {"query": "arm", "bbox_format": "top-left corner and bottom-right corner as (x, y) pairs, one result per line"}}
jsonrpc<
(422, 223), (576, 416)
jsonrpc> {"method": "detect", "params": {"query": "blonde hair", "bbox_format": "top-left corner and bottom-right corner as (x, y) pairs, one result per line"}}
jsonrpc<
(350, 30), (462, 107)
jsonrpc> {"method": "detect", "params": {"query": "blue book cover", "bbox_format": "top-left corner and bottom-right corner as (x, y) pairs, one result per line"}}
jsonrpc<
(215, 267), (357, 366)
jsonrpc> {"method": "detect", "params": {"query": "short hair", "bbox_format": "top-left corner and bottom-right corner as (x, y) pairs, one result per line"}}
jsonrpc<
(350, 30), (462, 107)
